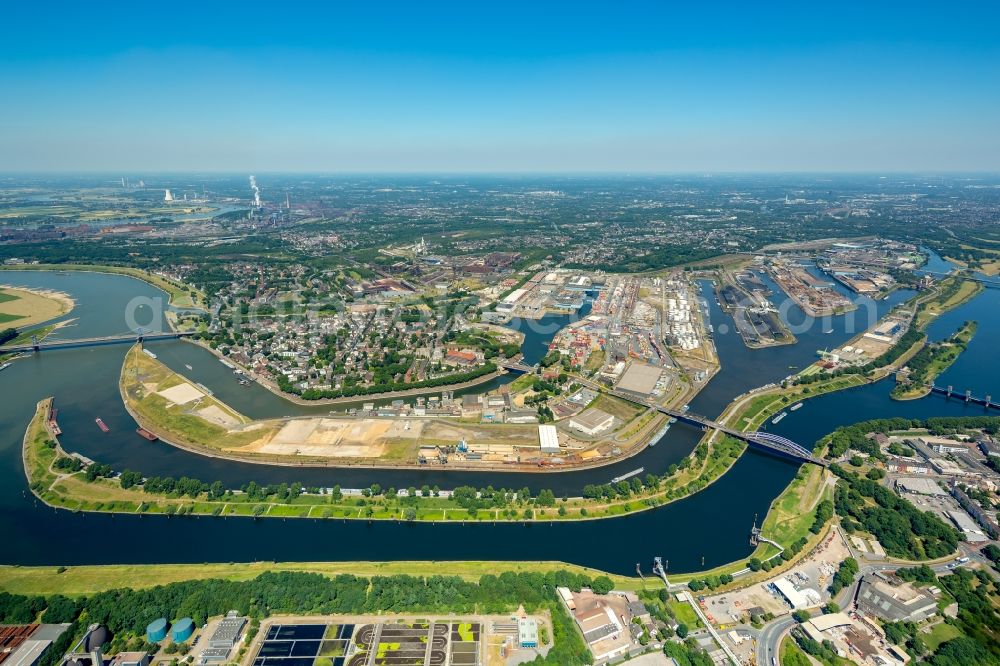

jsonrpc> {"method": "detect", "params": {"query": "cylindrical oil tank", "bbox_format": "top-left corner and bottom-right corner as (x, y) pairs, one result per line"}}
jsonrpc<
(172, 618), (195, 643)
(146, 618), (168, 643)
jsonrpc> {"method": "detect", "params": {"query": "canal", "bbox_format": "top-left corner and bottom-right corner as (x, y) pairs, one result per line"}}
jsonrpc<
(0, 261), (996, 575)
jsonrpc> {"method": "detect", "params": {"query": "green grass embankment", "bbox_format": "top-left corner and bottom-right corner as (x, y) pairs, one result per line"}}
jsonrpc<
(0, 263), (206, 310)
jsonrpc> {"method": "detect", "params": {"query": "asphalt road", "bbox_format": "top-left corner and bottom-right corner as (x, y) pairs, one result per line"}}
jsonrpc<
(753, 544), (984, 666)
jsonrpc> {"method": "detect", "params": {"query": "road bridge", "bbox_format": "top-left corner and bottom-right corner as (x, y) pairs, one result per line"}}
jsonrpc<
(571, 375), (826, 466)
(0, 331), (194, 354)
(498, 359), (537, 373)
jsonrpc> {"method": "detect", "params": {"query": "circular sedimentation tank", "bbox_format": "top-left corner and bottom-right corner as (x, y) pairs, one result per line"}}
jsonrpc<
(146, 618), (168, 643)
(172, 618), (195, 643)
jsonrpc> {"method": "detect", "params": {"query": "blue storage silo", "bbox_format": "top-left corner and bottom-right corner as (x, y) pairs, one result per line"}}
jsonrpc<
(172, 618), (195, 643)
(147, 618), (168, 643)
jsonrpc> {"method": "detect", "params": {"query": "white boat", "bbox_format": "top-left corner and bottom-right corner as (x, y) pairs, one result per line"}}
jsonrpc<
(790, 403), (803, 411)
(185, 364), (193, 370)
(0, 362), (11, 372)
(771, 411), (788, 424)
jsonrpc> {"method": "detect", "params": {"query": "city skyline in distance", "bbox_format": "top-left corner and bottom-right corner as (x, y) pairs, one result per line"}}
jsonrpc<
(2, 1), (999, 173)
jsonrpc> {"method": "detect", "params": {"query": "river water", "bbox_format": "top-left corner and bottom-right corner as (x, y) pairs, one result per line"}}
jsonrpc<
(1, 259), (996, 575)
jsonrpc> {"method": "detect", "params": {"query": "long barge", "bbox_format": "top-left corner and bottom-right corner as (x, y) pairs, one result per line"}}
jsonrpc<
(611, 467), (644, 484)
(136, 427), (158, 442)
(95, 417), (110, 432)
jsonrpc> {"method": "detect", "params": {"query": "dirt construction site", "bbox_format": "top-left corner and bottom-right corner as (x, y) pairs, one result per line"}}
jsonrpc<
(235, 417), (541, 459)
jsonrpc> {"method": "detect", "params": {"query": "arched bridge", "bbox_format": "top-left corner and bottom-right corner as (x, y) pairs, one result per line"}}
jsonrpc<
(639, 397), (827, 466)
(569, 374), (826, 466)
(567, 374), (825, 465)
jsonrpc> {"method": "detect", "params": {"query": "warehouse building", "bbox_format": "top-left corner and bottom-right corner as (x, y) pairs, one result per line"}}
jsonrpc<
(568, 408), (615, 436)
(538, 425), (560, 453)
(517, 618), (538, 648)
(772, 577), (821, 610)
(856, 574), (938, 623)
(615, 362), (662, 399)
(198, 613), (247, 665)
(209, 614), (246, 650)
(894, 477), (947, 497)
(2, 625), (70, 666)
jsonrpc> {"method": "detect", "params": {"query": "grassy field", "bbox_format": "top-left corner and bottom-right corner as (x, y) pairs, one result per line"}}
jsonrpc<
(915, 278), (982, 329)
(0, 264), (206, 310)
(583, 349), (605, 374)
(0, 560), (645, 597)
(589, 392), (643, 421)
(667, 599), (702, 628)
(922, 621), (963, 651)
(0, 286), (73, 327)
(780, 637), (812, 666)
(761, 461), (829, 548)
(893, 320), (977, 399)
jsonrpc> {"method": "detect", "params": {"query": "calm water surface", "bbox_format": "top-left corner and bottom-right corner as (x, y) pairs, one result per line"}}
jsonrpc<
(1, 262), (996, 574)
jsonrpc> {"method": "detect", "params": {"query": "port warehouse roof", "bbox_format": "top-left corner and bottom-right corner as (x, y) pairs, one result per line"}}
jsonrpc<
(615, 362), (662, 396)
(538, 424), (560, 451)
(806, 612), (853, 632)
(0, 625), (70, 666)
(894, 477), (947, 496)
(502, 288), (527, 304)
(569, 408), (615, 433)
(773, 577), (813, 610)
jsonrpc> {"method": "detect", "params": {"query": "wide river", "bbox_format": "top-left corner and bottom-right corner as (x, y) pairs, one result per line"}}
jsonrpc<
(1, 256), (996, 575)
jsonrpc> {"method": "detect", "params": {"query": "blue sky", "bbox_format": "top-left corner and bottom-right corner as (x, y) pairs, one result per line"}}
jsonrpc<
(2, 2), (999, 172)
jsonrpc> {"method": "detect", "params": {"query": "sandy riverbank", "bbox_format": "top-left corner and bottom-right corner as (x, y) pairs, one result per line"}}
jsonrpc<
(0, 284), (75, 328)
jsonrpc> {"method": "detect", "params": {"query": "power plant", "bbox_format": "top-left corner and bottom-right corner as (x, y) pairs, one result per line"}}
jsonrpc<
(249, 175), (261, 208)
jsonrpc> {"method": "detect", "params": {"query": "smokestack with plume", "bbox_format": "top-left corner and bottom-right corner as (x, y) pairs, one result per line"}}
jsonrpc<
(249, 175), (261, 208)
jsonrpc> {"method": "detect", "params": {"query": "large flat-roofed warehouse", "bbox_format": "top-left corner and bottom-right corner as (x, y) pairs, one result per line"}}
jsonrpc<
(0, 625), (70, 666)
(856, 574), (938, 623)
(615, 362), (662, 399)
(538, 424), (560, 453)
(773, 578), (814, 610)
(199, 613), (247, 664)
(495, 288), (527, 313)
(568, 408), (615, 436)
(894, 477), (947, 497)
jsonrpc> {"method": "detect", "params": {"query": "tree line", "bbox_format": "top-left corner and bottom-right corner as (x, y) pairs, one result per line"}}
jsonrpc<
(0, 570), (602, 666)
